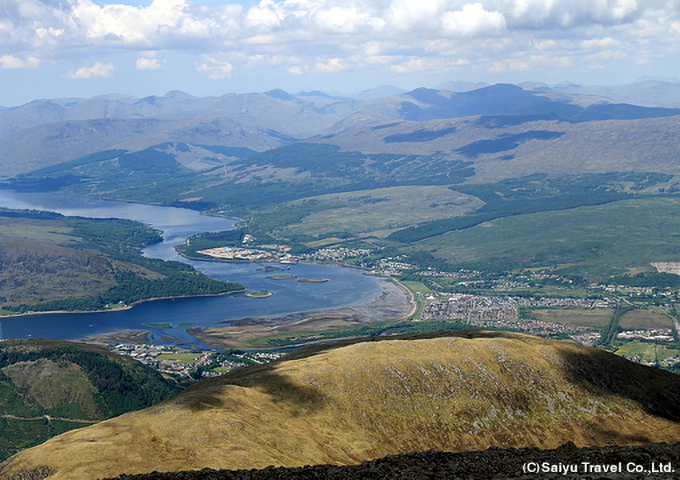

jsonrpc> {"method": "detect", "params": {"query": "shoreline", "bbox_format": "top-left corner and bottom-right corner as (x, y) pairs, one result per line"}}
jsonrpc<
(186, 274), (417, 349)
(0, 288), (247, 318)
(72, 274), (415, 350)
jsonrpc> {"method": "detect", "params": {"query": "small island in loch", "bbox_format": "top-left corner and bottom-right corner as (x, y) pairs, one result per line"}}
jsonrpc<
(238, 290), (273, 298)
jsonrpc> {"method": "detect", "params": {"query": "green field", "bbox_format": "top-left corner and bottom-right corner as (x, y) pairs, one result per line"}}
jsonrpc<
(400, 281), (434, 319)
(618, 309), (672, 329)
(156, 353), (200, 363)
(528, 308), (614, 328)
(275, 185), (482, 239)
(400, 281), (434, 295)
(614, 342), (680, 364)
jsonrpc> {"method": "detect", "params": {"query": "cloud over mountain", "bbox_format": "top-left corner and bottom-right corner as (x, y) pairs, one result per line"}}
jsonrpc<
(1, 0), (678, 99)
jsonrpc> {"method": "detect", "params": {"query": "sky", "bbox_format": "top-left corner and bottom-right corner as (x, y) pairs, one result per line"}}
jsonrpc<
(1, 0), (680, 107)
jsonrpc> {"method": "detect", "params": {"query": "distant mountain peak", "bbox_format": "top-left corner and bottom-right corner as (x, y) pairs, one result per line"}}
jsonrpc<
(553, 81), (582, 90)
(264, 88), (297, 101)
(298, 90), (333, 98)
(433, 80), (490, 92)
(162, 90), (192, 98)
(351, 85), (408, 100)
(633, 76), (680, 84)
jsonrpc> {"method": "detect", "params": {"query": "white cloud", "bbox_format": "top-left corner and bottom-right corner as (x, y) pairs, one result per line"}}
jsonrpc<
(244, 1), (283, 32)
(390, 58), (426, 73)
(67, 62), (114, 78)
(385, 0), (448, 33)
(581, 37), (621, 49)
(441, 3), (507, 37)
(72, 0), (189, 47)
(136, 57), (163, 70)
(246, 54), (288, 67)
(315, 58), (347, 72)
(0, 0), (664, 56)
(314, 6), (384, 34)
(0, 55), (40, 69)
(366, 54), (402, 64)
(584, 49), (623, 62)
(1, 0), (678, 99)
(197, 55), (233, 79)
(505, 0), (640, 28)
(534, 39), (556, 50)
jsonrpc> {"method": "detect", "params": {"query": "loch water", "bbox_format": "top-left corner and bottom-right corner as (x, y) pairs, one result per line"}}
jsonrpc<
(0, 191), (382, 347)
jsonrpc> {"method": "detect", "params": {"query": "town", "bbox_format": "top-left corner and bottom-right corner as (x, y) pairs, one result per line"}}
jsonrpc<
(110, 343), (283, 378)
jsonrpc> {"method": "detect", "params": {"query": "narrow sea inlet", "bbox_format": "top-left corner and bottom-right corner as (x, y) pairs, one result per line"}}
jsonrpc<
(0, 191), (382, 347)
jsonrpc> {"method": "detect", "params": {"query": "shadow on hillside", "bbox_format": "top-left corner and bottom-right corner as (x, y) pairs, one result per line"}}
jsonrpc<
(558, 347), (680, 423)
(180, 362), (328, 416)
(234, 367), (327, 416)
(586, 423), (653, 445)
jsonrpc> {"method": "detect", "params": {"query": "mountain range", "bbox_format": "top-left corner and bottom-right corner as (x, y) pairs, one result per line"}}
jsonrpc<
(3, 81), (680, 178)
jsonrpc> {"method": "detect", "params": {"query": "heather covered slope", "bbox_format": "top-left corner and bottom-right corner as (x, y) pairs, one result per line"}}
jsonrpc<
(2, 331), (680, 480)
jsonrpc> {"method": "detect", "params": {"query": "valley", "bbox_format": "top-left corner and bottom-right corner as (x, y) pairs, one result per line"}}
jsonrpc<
(3, 84), (680, 366)
(2, 81), (680, 477)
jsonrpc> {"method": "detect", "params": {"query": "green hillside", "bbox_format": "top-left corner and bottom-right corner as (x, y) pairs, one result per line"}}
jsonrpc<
(0, 209), (243, 313)
(0, 339), (182, 462)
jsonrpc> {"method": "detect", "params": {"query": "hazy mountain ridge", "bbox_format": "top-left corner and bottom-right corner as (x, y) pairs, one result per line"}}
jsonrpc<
(3, 82), (680, 179)
(2, 331), (679, 480)
(314, 115), (680, 183)
(0, 116), (293, 177)
(550, 79), (680, 108)
(0, 89), (357, 140)
(334, 84), (680, 130)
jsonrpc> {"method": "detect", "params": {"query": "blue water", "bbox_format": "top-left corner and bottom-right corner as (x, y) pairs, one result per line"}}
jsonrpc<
(0, 191), (382, 347)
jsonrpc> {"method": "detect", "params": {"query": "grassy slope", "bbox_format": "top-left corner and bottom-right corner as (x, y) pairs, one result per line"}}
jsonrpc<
(3, 331), (680, 480)
(412, 196), (680, 278)
(272, 185), (483, 239)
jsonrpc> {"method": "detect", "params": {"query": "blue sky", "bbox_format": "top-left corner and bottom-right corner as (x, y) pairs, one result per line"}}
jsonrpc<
(1, 0), (679, 107)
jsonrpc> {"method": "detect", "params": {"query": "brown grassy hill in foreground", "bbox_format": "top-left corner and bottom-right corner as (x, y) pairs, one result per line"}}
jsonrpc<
(2, 330), (680, 480)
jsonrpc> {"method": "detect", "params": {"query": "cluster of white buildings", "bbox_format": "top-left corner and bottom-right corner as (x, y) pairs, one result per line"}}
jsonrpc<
(110, 343), (283, 378)
(616, 329), (675, 342)
(303, 247), (373, 262)
(198, 246), (297, 264)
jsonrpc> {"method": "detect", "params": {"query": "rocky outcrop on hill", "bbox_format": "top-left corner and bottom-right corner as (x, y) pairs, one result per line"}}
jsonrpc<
(107, 442), (680, 480)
